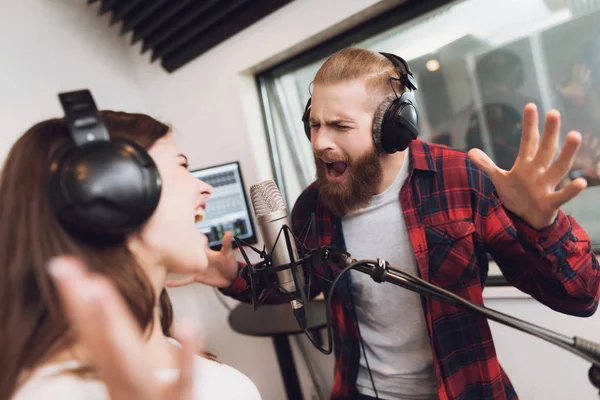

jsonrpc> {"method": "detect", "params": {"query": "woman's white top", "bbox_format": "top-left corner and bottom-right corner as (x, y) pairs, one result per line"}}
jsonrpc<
(13, 349), (261, 400)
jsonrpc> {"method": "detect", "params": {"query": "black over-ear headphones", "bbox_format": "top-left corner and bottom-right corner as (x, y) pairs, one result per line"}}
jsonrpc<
(48, 89), (162, 244)
(302, 52), (419, 154)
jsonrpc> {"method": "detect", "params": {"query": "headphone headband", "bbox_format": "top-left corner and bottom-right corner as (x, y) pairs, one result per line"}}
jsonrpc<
(378, 52), (418, 92)
(59, 90), (110, 146)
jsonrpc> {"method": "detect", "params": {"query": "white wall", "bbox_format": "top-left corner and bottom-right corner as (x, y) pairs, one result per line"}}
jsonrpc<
(0, 0), (147, 163)
(3, 1), (600, 400)
(484, 288), (600, 400)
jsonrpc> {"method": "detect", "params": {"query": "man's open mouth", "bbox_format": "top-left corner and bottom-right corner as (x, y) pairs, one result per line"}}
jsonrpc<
(322, 160), (349, 181)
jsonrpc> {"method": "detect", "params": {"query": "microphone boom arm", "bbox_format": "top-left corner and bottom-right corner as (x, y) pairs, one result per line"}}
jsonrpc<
(315, 246), (600, 395)
(233, 213), (600, 395)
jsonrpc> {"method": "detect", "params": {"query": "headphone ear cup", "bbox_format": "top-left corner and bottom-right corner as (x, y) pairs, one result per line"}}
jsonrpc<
(48, 138), (161, 243)
(372, 95), (395, 154)
(374, 93), (419, 154)
(302, 98), (312, 140)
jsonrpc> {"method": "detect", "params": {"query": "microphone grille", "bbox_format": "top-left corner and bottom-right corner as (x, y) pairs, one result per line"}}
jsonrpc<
(250, 180), (286, 217)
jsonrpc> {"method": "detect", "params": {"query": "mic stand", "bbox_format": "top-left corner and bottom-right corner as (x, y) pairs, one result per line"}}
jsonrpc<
(315, 247), (600, 396)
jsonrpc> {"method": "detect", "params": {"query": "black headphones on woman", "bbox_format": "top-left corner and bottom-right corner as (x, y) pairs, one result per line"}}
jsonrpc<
(302, 52), (419, 154)
(47, 89), (162, 244)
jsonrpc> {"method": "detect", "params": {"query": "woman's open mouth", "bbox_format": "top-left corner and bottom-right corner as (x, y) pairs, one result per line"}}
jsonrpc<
(194, 207), (205, 224)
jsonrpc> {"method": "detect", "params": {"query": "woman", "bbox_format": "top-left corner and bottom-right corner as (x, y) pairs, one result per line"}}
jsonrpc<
(0, 111), (260, 399)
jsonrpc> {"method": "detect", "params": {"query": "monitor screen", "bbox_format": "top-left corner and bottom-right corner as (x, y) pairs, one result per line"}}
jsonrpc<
(191, 162), (257, 250)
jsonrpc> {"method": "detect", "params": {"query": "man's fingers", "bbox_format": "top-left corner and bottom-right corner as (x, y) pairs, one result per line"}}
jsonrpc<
(549, 177), (588, 208)
(220, 231), (234, 254)
(533, 110), (561, 168)
(467, 148), (503, 180)
(518, 103), (540, 161)
(546, 131), (582, 184)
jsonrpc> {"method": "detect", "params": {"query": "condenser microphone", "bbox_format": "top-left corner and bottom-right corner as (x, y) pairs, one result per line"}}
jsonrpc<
(249, 180), (307, 329)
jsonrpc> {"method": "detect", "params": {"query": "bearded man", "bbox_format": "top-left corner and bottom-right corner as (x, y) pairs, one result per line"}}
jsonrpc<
(184, 47), (599, 400)
(288, 48), (597, 400)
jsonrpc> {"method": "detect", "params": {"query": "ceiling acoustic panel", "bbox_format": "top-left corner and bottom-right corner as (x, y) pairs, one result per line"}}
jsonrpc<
(88, 0), (295, 72)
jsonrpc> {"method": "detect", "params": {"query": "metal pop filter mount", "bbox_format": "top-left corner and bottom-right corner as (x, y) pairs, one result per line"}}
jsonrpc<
(232, 215), (317, 312)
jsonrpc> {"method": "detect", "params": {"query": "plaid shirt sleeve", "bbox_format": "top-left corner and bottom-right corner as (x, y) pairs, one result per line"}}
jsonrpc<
(219, 265), (251, 302)
(479, 176), (600, 316)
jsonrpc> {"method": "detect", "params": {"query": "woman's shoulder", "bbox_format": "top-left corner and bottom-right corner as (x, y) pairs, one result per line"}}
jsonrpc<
(166, 336), (261, 399)
(193, 356), (262, 400)
(14, 357), (261, 400)
(12, 361), (108, 400)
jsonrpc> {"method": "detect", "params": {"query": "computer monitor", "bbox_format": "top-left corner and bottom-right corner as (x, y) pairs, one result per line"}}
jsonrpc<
(191, 161), (257, 250)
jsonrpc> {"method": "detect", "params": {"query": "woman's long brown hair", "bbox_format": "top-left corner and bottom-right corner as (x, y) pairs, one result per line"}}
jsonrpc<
(0, 111), (175, 399)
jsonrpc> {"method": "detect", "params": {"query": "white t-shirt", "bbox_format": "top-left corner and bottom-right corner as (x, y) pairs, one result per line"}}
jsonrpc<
(342, 149), (437, 399)
(13, 350), (261, 400)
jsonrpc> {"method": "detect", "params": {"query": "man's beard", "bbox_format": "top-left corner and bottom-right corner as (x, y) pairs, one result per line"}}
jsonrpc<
(314, 147), (383, 216)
